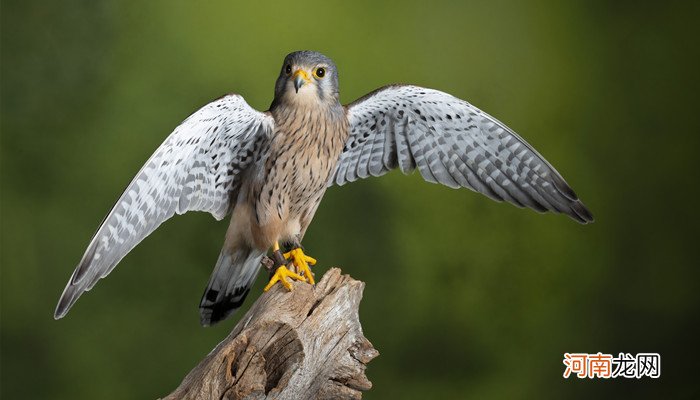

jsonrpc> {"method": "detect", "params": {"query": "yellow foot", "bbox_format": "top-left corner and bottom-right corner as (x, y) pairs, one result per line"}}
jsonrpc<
(283, 248), (317, 285)
(263, 266), (305, 292)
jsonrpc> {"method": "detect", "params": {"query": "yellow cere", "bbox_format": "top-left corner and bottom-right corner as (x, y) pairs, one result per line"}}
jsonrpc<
(292, 69), (311, 82)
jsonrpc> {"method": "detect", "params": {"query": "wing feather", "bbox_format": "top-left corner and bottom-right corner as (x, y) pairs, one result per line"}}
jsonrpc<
(55, 94), (273, 318)
(333, 85), (593, 223)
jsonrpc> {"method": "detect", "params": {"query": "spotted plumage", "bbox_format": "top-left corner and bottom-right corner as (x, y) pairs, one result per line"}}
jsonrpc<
(55, 51), (592, 326)
(333, 85), (592, 222)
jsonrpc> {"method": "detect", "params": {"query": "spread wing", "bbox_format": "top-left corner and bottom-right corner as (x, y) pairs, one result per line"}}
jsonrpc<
(332, 85), (593, 223)
(55, 94), (274, 318)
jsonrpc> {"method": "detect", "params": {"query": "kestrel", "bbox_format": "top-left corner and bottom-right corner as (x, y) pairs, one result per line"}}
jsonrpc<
(55, 51), (593, 326)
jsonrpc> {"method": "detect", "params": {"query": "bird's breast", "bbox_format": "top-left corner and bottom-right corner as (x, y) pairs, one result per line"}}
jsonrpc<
(252, 108), (348, 227)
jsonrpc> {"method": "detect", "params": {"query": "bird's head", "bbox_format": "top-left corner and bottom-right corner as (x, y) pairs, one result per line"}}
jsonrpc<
(272, 51), (340, 109)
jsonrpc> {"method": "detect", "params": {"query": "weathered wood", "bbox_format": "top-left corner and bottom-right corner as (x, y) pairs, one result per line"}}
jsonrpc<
(163, 268), (378, 400)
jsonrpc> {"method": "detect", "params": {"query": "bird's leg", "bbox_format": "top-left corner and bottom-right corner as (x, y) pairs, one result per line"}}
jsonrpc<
(264, 241), (306, 292)
(271, 242), (288, 269)
(282, 239), (316, 285)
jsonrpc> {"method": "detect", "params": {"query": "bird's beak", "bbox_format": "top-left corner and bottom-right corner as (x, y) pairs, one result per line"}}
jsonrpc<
(292, 69), (310, 93)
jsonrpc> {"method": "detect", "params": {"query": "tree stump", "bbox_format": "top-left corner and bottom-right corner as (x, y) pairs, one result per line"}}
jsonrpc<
(163, 268), (378, 400)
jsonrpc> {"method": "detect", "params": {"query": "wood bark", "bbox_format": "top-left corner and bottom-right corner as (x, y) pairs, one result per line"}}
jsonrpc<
(162, 268), (378, 400)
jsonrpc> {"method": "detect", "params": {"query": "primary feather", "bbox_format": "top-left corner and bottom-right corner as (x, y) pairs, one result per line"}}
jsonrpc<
(54, 95), (273, 319)
(332, 85), (593, 223)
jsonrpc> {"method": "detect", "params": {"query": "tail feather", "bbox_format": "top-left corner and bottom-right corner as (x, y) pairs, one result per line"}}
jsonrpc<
(199, 246), (264, 326)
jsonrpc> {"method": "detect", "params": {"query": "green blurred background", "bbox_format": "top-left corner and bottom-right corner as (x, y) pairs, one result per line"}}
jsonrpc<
(2, 1), (699, 398)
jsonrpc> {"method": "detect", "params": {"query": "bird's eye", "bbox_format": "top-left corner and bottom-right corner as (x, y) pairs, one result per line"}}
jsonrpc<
(285, 64), (292, 74)
(314, 67), (326, 78)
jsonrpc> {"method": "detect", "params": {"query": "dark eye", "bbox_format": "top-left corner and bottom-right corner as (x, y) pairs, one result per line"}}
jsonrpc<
(314, 67), (325, 78)
(285, 64), (292, 74)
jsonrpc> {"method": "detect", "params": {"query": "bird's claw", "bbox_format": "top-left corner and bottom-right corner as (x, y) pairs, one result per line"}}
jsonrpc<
(283, 248), (316, 285)
(263, 265), (306, 292)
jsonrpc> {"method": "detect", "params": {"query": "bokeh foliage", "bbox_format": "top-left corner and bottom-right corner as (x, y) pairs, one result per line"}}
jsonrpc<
(2, 1), (699, 398)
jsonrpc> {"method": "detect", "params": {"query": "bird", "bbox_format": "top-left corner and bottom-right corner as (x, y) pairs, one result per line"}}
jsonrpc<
(54, 50), (593, 326)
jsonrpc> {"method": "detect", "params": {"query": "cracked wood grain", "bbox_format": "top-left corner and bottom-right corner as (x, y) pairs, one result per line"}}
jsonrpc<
(162, 268), (378, 400)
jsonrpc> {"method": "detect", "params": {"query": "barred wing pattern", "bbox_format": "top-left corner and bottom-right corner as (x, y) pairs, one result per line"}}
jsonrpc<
(55, 95), (274, 318)
(333, 85), (593, 223)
